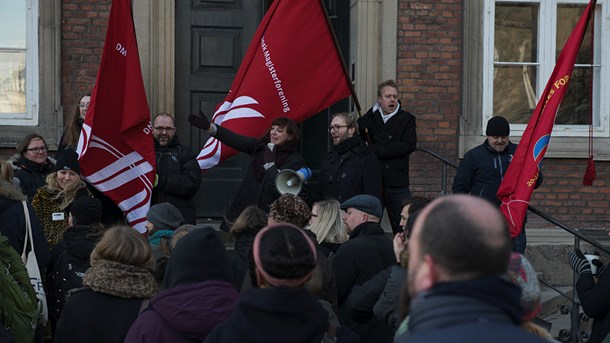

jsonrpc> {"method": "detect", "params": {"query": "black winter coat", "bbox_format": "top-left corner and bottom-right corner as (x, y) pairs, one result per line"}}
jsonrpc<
(214, 126), (305, 224)
(9, 154), (55, 200)
(152, 135), (201, 224)
(317, 136), (383, 203)
(576, 269), (610, 343)
(0, 180), (50, 268)
(359, 106), (417, 187)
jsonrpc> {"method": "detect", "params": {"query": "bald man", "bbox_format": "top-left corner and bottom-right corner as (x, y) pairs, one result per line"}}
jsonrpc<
(396, 195), (547, 343)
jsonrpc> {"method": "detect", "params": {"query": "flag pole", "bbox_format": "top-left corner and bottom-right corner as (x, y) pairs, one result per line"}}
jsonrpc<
(318, 0), (362, 115)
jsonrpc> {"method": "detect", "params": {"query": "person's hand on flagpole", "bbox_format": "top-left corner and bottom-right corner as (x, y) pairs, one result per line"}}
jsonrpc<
(188, 110), (212, 132)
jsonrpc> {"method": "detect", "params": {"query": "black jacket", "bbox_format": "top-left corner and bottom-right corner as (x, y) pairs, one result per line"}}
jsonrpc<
(576, 269), (610, 343)
(453, 140), (543, 207)
(214, 125), (305, 224)
(9, 154), (55, 200)
(204, 287), (359, 343)
(0, 180), (50, 268)
(317, 136), (383, 203)
(152, 135), (202, 224)
(359, 105), (417, 187)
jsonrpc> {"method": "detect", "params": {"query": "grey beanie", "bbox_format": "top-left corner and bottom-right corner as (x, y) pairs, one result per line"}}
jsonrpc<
(146, 202), (184, 231)
(340, 194), (383, 218)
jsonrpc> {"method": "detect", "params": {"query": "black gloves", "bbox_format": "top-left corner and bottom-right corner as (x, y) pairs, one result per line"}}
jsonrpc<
(188, 110), (211, 131)
(569, 249), (592, 276)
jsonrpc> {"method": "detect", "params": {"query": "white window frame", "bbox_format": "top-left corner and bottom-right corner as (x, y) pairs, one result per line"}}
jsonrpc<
(482, 0), (609, 138)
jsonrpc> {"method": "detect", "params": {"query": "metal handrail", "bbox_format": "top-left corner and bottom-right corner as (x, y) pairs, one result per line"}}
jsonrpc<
(414, 147), (608, 342)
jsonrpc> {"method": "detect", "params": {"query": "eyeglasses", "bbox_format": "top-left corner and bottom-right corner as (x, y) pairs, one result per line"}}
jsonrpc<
(311, 214), (318, 218)
(328, 125), (349, 133)
(26, 147), (48, 154)
(79, 103), (90, 109)
(154, 126), (175, 133)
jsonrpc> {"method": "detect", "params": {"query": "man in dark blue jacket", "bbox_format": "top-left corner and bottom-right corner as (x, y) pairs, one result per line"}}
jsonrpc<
(453, 116), (542, 253)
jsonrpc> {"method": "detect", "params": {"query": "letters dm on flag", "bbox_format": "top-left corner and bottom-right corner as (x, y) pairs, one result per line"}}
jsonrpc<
(77, 0), (156, 233)
(497, 0), (597, 238)
(197, 0), (353, 170)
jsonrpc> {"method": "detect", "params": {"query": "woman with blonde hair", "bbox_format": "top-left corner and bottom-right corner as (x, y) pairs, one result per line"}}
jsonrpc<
(32, 148), (90, 249)
(309, 199), (347, 257)
(54, 225), (157, 343)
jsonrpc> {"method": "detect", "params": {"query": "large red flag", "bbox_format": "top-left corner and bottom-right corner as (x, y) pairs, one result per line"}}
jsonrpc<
(77, 0), (155, 233)
(497, 0), (596, 238)
(197, 0), (352, 170)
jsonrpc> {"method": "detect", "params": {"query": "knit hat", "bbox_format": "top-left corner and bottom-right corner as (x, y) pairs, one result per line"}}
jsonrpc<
(70, 196), (102, 225)
(340, 194), (383, 218)
(54, 148), (80, 173)
(146, 202), (184, 231)
(486, 116), (510, 137)
(269, 194), (311, 229)
(506, 252), (541, 321)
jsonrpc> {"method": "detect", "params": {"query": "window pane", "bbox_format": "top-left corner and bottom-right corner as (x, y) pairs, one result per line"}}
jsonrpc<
(557, 5), (592, 64)
(494, 3), (538, 63)
(493, 65), (537, 124)
(556, 66), (597, 125)
(0, 0), (26, 49)
(0, 52), (26, 114)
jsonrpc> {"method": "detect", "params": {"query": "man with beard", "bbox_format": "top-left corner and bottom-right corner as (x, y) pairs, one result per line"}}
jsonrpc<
(396, 195), (547, 343)
(317, 112), (382, 204)
(152, 112), (201, 224)
(452, 116), (542, 253)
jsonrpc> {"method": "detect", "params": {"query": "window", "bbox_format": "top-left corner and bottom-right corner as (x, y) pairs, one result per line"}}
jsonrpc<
(0, 0), (38, 125)
(482, 0), (608, 137)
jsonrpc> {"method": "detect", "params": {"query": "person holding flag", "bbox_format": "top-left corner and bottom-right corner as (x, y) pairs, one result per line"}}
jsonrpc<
(453, 116), (543, 253)
(189, 113), (306, 232)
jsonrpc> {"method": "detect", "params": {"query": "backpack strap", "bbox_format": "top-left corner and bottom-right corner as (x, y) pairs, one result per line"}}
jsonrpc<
(138, 299), (150, 314)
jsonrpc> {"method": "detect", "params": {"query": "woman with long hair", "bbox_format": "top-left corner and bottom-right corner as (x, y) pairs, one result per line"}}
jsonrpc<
(31, 149), (90, 249)
(228, 205), (268, 288)
(9, 133), (56, 199)
(58, 93), (90, 152)
(309, 199), (347, 257)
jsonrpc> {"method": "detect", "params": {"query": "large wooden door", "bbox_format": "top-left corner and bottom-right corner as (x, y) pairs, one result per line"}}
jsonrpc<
(175, 0), (350, 219)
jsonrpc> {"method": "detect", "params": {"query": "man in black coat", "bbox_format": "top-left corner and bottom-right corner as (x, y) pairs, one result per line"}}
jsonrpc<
(358, 80), (417, 234)
(151, 112), (202, 224)
(397, 194), (547, 343)
(332, 194), (395, 342)
(318, 112), (382, 204)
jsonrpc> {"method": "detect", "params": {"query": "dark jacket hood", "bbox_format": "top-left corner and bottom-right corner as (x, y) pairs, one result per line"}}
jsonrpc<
(0, 180), (26, 210)
(62, 225), (101, 260)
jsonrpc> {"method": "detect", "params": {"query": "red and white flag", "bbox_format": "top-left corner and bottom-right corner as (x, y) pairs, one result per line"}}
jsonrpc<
(77, 0), (155, 233)
(197, 0), (352, 170)
(497, 0), (596, 238)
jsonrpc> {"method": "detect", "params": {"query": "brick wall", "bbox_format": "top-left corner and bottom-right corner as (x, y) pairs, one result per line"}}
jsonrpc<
(61, 0), (110, 122)
(398, 0), (608, 230)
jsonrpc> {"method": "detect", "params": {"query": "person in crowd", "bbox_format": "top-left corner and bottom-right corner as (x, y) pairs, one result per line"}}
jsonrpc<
(54, 225), (157, 343)
(333, 194), (395, 342)
(569, 248), (610, 343)
(58, 93), (90, 152)
(396, 194), (547, 342)
(170, 224), (199, 250)
(9, 133), (55, 200)
(358, 79), (417, 234)
(46, 196), (104, 332)
(398, 196), (431, 233)
(318, 112), (382, 203)
(151, 112), (201, 224)
(31, 148), (90, 249)
(308, 199), (347, 257)
(452, 116), (543, 253)
(125, 227), (239, 342)
(0, 160), (50, 267)
(145, 202), (184, 287)
(227, 206), (268, 289)
(204, 223), (359, 343)
(189, 113), (306, 232)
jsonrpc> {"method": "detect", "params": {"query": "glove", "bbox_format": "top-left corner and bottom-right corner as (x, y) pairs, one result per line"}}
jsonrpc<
(569, 249), (592, 275)
(188, 110), (211, 131)
(592, 259), (605, 276)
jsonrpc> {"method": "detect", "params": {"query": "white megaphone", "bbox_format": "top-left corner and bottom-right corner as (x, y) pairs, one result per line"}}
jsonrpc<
(275, 167), (312, 195)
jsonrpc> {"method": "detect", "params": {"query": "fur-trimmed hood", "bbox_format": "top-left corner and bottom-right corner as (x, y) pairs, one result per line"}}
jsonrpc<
(8, 153), (56, 172)
(0, 180), (26, 203)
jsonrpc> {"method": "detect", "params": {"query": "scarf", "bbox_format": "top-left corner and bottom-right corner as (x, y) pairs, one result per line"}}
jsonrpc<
(17, 155), (54, 174)
(334, 136), (361, 155)
(251, 137), (298, 182)
(82, 259), (157, 298)
(148, 229), (174, 245)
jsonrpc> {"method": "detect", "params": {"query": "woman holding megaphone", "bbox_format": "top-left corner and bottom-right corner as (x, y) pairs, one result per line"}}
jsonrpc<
(189, 113), (307, 232)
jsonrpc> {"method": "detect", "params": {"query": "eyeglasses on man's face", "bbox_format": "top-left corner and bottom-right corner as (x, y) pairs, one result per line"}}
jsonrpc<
(328, 125), (349, 133)
(26, 146), (48, 154)
(154, 126), (176, 133)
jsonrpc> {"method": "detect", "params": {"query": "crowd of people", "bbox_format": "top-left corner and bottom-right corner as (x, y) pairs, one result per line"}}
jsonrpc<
(0, 80), (605, 343)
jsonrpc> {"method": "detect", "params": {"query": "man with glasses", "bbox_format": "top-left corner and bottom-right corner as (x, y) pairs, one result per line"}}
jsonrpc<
(317, 112), (382, 204)
(151, 112), (201, 224)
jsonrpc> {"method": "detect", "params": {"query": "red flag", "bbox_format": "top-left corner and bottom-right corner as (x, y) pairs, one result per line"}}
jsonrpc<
(197, 0), (352, 170)
(497, 0), (596, 238)
(77, 0), (155, 233)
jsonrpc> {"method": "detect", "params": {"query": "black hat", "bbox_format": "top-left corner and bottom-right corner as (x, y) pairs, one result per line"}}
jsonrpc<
(70, 196), (102, 225)
(340, 194), (383, 218)
(146, 202), (184, 231)
(54, 148), (81, 173)
(486, 116), (510, 137)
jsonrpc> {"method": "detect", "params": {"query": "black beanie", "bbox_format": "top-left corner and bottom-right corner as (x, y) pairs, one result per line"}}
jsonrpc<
(70, 196), (102, 225)
(54, 148), (81, 173)
(486, 116), (510, 137)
